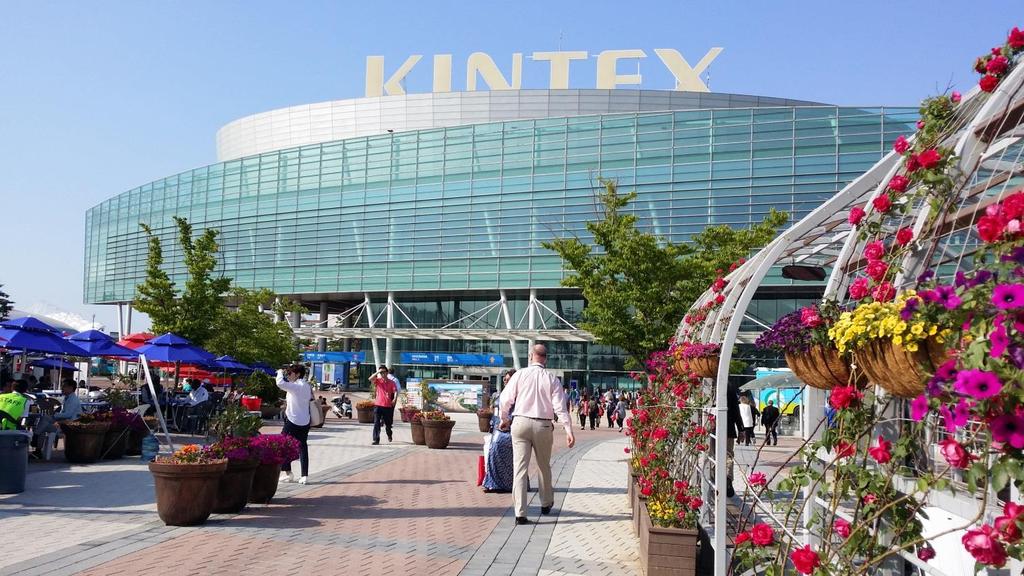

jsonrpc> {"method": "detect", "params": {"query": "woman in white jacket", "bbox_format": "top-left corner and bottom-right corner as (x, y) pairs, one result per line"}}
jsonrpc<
(277, 364), (313, 484)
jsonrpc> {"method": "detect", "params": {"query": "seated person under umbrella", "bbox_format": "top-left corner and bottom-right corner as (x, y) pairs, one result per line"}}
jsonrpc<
(0, 378), (29, 430)
(32, 379), (82, 455)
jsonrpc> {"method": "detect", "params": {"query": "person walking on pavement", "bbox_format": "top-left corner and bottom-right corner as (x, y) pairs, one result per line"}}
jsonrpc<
(761, 400), (780, 446)
(739, 395), (755, 446)
(499, 344), (575, 525)
(277, 364), (313, 485)
(370, 365), (397, 445)
(577, 395), (589, 429)
(614, 395), (627, 432)
(587, 393), (601, 430)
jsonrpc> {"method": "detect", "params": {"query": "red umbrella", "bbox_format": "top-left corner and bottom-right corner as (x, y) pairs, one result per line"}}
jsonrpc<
(117, 332), (155, 350)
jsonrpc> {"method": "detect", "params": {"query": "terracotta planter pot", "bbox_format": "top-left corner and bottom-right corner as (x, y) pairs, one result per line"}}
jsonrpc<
(61, 422), (110, 464)
(422, 419), (456, 449)
(213, 458), (259, 514)
(260, 404), (280, 420)
(399, 407), (420, 423)
(125, 427), (149, 456)
(101, 425), (129, 460)
(356, 406), (375, 424)
(856, 337), (949, 398)
(640, 503), (700, 576)
(477, 414), (493, 433)
(410, 420), (426, 445)
(149, 459), (227, 526)
(785, 345), (866, 391)
(248, 462), (283, 504)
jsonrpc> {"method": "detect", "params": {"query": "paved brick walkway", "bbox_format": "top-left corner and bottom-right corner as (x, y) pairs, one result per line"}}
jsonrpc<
(1, 415), (638, 576)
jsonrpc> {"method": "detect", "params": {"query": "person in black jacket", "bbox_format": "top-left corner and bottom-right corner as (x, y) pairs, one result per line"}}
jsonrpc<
(725, 382), (742, 498)
(761, 400), (781, 446)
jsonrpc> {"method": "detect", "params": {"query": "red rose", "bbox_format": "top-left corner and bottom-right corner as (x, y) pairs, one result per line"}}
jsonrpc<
(905, 154), (921, 173)
(872, 193), (892, 213)
(863, 493), (877, 506)
(951, 91), (961, 103)
(939, 438), (974, 469)
(848, 206), (866, 225)
(834, 440), (856, 459)
(1002, 192), (1024, 220)
(896, 227), (914, 246)
(652, 427), (669, 441)
(829, 385), (862, 410)
(863, 240), (886, 261)
(735, 531), (752, 545)
(917, 148), (941, 169)
(751, 523), (774, 546)
(688, 496), (703, 510)
(1010, 27), (1024, 49)
(866, 259), (888, 282)
(987, 55), (1010, 75)
(848, 277), (870, 300)
(868, 435), (892, 464)
(892, 135), (910, 154)
(748, 472), (767, 487)
(715, 294), (725, 304)
(872, 282), (896, 302)
(834, 517), (851, 539)
(917, 545), (936, 561)
(800, 306), (822, 328)
(790, 545), (821, 575)
(962, 525), (1008, 567)
(980, 74), (1000, 93)
(887, 175), (910, 193)
(977, 213), (1007, 243)
(995, 502), (1024, 543)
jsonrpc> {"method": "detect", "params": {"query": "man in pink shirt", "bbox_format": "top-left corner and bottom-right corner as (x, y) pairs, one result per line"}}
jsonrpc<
(499, 344), (575, 525)
(371, 365), (397, 445)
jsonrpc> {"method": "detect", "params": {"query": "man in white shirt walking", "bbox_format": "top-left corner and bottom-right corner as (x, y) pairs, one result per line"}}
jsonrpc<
(499, 344), (575, 525)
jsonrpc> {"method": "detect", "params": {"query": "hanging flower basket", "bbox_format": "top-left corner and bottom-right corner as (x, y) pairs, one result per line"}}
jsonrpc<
(690, 355), (720, 379)
(855, 338), (949, 398)
(785, 345), (864, 390)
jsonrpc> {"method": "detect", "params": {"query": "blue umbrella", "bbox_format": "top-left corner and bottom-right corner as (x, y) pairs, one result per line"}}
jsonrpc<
(250, 361), (276, 376)
(67, 329), (140, 359)
(135, 333), (215, 365)
(0, 316), (90, 356)
(210, 355), (250, 372)
(29, 357), (79, 371)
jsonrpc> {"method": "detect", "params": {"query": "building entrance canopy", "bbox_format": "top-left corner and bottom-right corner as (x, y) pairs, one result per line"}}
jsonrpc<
(292, 326), (595, 342)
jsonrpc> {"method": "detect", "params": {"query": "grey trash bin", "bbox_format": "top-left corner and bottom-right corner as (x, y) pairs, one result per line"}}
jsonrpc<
(0, 430), (32, 494)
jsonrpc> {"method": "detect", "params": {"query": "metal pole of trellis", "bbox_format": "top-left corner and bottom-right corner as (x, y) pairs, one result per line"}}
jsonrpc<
(139, 354), (174, 452)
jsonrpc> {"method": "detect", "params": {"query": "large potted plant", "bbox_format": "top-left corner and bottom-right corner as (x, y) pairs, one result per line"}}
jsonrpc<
(148, 444), (227, 526)
(248, 434), (301, 504)
(209, 403), (264, 440)
(97, 408), (141, 460)
(420, 411), (456, 449)
(410, 410), (426, 445)
(244, 372), (284, 419)
(125, 414), (154, 456)
(355, 400), (375, 424)
(206, 436), (260, 514)
(476, 408), (493, 433)
(60, 415), (111, 463)
(399, 402), (420, 423)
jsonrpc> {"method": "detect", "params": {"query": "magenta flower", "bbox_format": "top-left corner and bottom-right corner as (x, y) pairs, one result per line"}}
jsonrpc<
(991, 320), (1009, 359)
(940, 401), (970, 433)
(992, 283), (1024, 310)
(991, 414), (1024, 449)
(953, 369), (1004, 399)
(935, 285), (962, 310)
(910, 395), (929, 422)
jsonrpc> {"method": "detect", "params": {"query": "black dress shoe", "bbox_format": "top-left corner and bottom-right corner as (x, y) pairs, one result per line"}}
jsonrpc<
(515, 516), (531, 525)
(371, 441), (379, 445)
(541, 506), (552, 515)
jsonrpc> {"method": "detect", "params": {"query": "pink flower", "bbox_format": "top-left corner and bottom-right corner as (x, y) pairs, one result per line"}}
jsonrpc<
(872, 193), (893, 213)
(951, 91), (962, 103)
(991, 414), (1024, 449)
(910, 395), (929, 421)
(952, 369), (1003, 399)
(888, 175), (910, 193)
(735, 531), (752, 545)
(866, 260), (888, 282)
(751, 523), (774, 546)
(872, 282), (896, 303)
(790, 545), (821, 575)
(862, 493), (877, 506)
(893, 135), (910, 155)
(987, 55), (1010, 75)
(749, 472), (767, 488)
(896, 227), (914, 246)
(995, 502), (1024, 543)
(863, 240), (886, 261)
(800, 306), (822, 328)
(980, 74), (1000, 93)
(962, 525), (1008, 567)
(917, 149), (942, 169)
(833, 517), (851, 539)
(868, 435), (892, 464)
(849, 277), (870, 300)
(848, 206), (866, 225)
(916, 119), (925, 129)
(938, 438), (974, 469)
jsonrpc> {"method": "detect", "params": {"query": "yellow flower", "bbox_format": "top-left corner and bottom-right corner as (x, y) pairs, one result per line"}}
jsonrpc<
(928, 325), (938, 336)
(905, 342), (919, 352)
(911, 323), (924, 336)
(892, 335), (903, 345)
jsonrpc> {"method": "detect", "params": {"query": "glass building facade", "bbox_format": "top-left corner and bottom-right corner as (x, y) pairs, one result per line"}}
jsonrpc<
(84, 92), (917, 388)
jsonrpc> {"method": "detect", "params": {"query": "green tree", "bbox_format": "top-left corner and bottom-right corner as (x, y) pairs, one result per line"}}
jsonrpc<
(543, 180), (787, 368)
(133, 217), (231, 346)
(0, 284), (13, 321)
(205, 288), (299, 368)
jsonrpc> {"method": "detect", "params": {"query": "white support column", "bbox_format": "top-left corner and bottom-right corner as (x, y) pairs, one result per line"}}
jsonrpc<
(116, 303), (125, 338)
(318, 302), (328, 353)
(500, 290), (520, 371)
(385, 292), (395, 368)
(527, 289), (537, 353)
(365, 293), (382, 368)
(126, 303), (133, 335)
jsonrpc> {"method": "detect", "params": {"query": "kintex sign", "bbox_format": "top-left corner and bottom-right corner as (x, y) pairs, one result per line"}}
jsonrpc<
(365, 48), (723, 97)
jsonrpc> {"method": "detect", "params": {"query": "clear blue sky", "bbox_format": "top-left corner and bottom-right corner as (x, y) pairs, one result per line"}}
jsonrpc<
(0, 1), (1018, 331)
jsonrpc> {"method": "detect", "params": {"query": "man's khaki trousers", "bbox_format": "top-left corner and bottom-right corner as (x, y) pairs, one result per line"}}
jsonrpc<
(511, 417), (554, 517)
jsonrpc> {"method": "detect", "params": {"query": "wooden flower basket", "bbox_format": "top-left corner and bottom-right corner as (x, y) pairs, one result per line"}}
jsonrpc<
(855, 337), (949, 398)
(785, 345), (865, 390)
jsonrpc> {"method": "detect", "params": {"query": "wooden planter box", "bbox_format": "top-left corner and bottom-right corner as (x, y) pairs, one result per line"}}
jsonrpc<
(639, 503), (699, 576)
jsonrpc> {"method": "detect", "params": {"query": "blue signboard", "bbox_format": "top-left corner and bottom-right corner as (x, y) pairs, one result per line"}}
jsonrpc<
(302, 351), (366, 363)
(399, 352), (503, 366)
